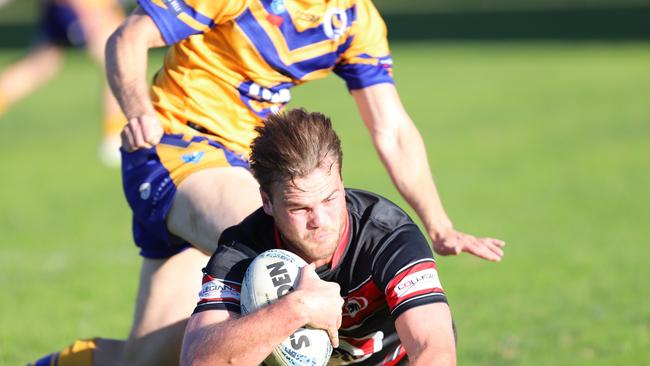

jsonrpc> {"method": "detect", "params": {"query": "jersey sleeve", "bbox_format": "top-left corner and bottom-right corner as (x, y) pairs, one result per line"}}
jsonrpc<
(192, 240), (257, 314)
(372, 225), (447, 319)
(334, 0), (394, 90)
(137, 0), (250, 44)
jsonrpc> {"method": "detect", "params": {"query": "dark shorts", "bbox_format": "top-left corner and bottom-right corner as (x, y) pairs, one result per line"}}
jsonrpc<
(121, 134), (249, 259)
(36, 2), (86, 47)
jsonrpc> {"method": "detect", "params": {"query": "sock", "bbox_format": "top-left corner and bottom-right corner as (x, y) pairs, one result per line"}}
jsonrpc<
(28, 339), (96, 366)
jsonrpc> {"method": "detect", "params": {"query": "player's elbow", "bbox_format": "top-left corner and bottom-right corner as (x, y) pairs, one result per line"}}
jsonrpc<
(180, 331), (211, 366)
(180, 334), (197, 366)
(106, 11), (158, 57)
(409, 347), (456, 366)
(106, 20), (138, 52)
(104, 27), (119, 59)
(104, 21), (134, 64)
(180, 332), (240, 366)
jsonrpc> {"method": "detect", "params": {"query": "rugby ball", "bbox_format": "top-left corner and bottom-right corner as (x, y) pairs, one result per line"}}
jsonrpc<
(240, 249), (333, 366)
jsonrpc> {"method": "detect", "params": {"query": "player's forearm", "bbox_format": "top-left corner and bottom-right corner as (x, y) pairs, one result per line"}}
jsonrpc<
(181, 295), (309, 366)
(364, 102), (453, 237)
(104, 11), (158, 119)
(354, 85), (453, 236)
(378, 120), (452, 234)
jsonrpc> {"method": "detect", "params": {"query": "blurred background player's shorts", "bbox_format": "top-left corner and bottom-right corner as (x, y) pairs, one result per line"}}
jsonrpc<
(36, 1), (86, 47)
(121, 133), (250, 259)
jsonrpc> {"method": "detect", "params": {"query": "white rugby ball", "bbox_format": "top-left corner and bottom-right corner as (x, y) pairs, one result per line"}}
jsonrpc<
(240, 249), (333, 366)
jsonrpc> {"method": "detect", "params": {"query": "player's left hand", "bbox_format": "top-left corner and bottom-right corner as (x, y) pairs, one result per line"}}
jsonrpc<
(429, 228), (505, 262)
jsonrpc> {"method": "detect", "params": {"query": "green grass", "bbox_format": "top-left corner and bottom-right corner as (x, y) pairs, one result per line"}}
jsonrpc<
(1, 42), (649, 365)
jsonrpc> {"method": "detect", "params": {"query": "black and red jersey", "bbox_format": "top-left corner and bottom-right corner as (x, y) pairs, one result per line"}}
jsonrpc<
(194, 189), (448, 365)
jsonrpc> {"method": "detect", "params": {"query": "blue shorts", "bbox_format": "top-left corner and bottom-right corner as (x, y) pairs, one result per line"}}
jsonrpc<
(121, 134), (249, 259)
(36, 2), (86, 47)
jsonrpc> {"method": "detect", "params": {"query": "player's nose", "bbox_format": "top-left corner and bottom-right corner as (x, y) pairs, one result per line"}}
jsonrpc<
(307, 206), (324, 228)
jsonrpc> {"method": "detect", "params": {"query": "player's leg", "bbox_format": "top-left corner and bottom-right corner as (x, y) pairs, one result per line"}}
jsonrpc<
(58, 1), (126, 166)
(0, 44), (64, 117)
(167, 166), (262, 253)
(97, 89), (126, 167)
(114, 248), (208, 366)
(2, 0), (82, 118)
(28, 247), (214, 366)
(84, 4), (127, 167)
(114, 135), (261, 364)
(118, 169), (261, 364)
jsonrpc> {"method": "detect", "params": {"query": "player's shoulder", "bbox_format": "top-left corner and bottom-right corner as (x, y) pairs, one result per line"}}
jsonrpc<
(206, 208), (273, 279)
(345, 188), (415, 233)
(219, 207), (275, 252)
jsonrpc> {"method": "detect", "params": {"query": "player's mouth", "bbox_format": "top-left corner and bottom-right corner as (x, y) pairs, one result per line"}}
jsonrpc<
(308, 229), (336, 243)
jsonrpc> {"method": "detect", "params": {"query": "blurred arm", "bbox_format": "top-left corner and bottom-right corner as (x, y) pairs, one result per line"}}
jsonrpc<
(64, 0), (124, 62)
(352, 83), (505, 261)
(394, 303), (456, 366)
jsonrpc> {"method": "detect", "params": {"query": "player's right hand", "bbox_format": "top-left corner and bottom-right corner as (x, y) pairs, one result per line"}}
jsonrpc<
(293, 263), (344, 348)
(121, 115), (164, 152)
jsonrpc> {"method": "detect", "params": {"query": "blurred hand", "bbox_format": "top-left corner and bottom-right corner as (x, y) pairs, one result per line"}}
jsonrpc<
(291, 263), (344, 347)
(429, 227), (505, 262)
(121, 115), (164, 152)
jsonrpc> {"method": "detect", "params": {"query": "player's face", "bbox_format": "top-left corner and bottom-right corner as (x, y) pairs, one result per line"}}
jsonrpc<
(263, 162), (347, 265)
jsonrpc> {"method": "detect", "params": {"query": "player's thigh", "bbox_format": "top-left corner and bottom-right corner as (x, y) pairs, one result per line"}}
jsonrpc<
(121, 247), (209, 366)
(167, 166), (261, 254)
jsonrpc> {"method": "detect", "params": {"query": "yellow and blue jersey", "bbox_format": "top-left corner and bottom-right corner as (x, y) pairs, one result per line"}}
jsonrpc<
(138, 0), (394, 156)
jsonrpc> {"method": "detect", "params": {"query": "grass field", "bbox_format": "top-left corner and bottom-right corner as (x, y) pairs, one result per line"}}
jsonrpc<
(1, 41), (649, 365)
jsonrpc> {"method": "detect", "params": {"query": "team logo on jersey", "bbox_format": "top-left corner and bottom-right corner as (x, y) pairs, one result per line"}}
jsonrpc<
(323, 8), (348, 40)
(181, 151), (206, 164)
(267, 0), (286, 26)
(139, 182), (151, 200)
(394, 268), (442, 298)
(343, 297), (369, 318)
(378, 55), (394, 69)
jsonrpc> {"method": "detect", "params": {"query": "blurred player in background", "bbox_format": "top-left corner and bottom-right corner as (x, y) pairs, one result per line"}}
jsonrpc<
(0, 0), (126, 166)
(31, 0), (503, 364)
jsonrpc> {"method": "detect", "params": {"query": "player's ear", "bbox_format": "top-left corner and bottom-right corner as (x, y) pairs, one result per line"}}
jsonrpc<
(260, 188), (273, 215)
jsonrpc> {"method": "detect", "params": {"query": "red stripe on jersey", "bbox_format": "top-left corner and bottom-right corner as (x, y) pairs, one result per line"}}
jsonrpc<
(202, 274), (215, 284)
(274, 225), (282, 249)
(330, 211), (350, 268)
(385, 261), (443, 311)
(339, 331), (383, 356)
(341, 278), (384, 329)
(198, 297), (240, 305)
(382, 346), (407, 366)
